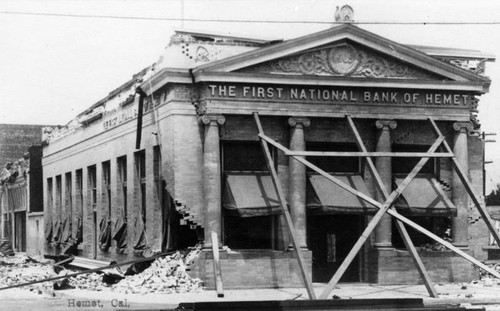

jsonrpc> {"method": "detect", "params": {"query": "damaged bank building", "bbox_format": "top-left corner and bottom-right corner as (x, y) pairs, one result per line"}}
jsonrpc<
(42, 21), (500, 291)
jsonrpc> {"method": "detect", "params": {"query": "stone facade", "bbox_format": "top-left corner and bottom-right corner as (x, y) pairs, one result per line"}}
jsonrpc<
(41, 24), (496, 288)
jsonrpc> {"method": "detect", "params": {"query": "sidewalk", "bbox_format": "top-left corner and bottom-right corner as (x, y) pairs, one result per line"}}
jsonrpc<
(45, 282), (500, 309)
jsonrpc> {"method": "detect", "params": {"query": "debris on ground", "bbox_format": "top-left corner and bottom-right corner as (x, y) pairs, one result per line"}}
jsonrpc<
(0, 246), (203, 295)
(476, 262), (500, 286)
(110, 249), (203, 294)
(0, 239), (15, 256)
(0, 254), (56, 295)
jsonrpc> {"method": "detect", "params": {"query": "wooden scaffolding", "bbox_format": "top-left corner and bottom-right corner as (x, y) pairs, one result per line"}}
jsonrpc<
(253, 112), (500, 300)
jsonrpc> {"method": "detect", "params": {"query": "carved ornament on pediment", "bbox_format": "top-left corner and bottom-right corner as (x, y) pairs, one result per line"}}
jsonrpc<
(247, 44), (435, 79)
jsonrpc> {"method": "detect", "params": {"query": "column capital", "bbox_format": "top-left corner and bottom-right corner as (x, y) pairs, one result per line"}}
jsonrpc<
(288, 117), (311, 128)
(375, 119), (397, 130)
(198, 114), (226, 126)
(453, 121), (473, 133)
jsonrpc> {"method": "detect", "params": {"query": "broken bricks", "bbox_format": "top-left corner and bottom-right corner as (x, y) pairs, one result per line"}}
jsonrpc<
(0, 247), (203, 295)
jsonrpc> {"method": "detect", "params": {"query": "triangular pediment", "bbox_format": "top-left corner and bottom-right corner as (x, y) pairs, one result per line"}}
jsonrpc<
(237, 42), (440, 80)
(192, 24), (490, 92)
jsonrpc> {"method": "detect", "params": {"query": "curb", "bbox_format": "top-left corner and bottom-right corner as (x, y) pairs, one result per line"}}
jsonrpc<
(424, 298), (500, 306)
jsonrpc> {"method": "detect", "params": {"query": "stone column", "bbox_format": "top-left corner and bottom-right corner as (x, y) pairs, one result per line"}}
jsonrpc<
(199, 115), (226, 247)
(288, 117), (310, 249)
(374, 119), (397, 249)
(451, 121), (473, 247)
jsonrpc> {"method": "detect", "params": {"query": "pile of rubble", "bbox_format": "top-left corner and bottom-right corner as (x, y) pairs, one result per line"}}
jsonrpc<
(110, 251), (203, 294)
(0, 246), (203, 295)
(68, 272), (105, 291)
(0, 254), (56, 294)
(65, 247), (203, 294)
(473, 262), (500, 287)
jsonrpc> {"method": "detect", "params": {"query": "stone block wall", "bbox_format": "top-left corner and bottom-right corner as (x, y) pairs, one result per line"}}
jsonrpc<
(367, 249), (476, 284)
(189, 250), (312, 289)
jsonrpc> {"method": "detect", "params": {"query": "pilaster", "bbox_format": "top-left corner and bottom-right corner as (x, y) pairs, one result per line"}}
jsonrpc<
(452, 121), (473, 247)
(199, 114), (226, 247)
(374, 119), (397, 249)
(288, 117), (310, 249)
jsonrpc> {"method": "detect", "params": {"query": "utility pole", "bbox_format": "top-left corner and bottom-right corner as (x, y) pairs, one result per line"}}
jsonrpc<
(482, 131), (496, 197)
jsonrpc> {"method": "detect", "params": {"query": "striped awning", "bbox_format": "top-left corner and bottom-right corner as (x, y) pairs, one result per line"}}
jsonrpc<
(223, 172), (282, 217)
(394, 176), (457, 216)
(306, 173), (377, 214)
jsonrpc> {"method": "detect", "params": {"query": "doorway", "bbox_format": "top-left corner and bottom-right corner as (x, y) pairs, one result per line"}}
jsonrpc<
(307, 214), (363, 282)
(14, 212), (26, 252)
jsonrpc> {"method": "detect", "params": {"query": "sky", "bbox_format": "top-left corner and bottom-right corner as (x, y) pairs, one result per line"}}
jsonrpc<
(2, 0), (500, 191)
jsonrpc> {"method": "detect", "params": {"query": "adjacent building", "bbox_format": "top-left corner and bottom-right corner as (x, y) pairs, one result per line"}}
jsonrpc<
(0, 124), (46, 255)
(42, 22), (496, 288)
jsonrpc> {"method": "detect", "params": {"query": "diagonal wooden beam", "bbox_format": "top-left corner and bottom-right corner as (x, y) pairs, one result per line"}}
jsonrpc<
(346, 115), (438, 298)
(253, 113), (316, 300)
(318, 134), (444, 299)
(259, 132), (500, 282)
(428, 119), (500, 246)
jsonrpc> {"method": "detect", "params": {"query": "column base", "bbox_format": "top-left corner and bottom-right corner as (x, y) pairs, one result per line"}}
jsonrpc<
(373, 243), (394, 251)
(451, 242), (469, 249)
(202, 244), (225, 251)
(287, 245), (309, 251)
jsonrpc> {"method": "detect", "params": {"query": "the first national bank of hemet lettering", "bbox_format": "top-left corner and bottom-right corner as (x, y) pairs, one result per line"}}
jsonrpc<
(206, 84), (471, 106)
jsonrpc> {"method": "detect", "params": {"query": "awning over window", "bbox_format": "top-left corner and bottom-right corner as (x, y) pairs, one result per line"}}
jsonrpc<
(394, 176), (457, 216)
(223, 172), (282, 217)
(307, 173), (377, 214)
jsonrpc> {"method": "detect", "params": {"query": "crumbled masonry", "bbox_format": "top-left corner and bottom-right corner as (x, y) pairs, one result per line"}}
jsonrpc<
(0, 247), (203, 295)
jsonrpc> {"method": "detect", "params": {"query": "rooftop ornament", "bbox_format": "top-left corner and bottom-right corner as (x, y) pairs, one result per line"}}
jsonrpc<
(335, 5), (354, 23)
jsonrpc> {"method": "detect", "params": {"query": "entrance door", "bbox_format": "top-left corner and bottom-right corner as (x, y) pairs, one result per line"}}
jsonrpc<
(14, 212), (26, 252)
(307, 214), (362, 282)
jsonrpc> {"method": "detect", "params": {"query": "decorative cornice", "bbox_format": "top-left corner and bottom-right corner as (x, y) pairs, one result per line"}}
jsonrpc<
(375, 119), (397, 130)
(453, 121), (473, 133)
(198, 114), (226, 125)
(288, 117), (311, 128)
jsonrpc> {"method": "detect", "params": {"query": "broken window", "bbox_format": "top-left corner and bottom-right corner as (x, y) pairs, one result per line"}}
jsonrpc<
(391, 144), (451, 249)
(45, 177), (53, 242)
(88, 165), (97, 257)
(222, 141), (278, 250)
(100, 161), (112, 251)
(135, 150), (146, 228)
(63, 172), (73, 244)
(102, 161), (111, 217)
(115, 156), (127, 253)
(75, 169), (83, 244)
(133, 150), (147, 255)
(56, 175), (62, 215)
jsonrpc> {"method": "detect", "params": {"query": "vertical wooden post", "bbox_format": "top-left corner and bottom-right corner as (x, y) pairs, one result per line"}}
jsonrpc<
(211, 231), (224, 298)
(254, 113), (316, 300)
(346, 115), (438, 298)
(135, 90), (145, 150)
